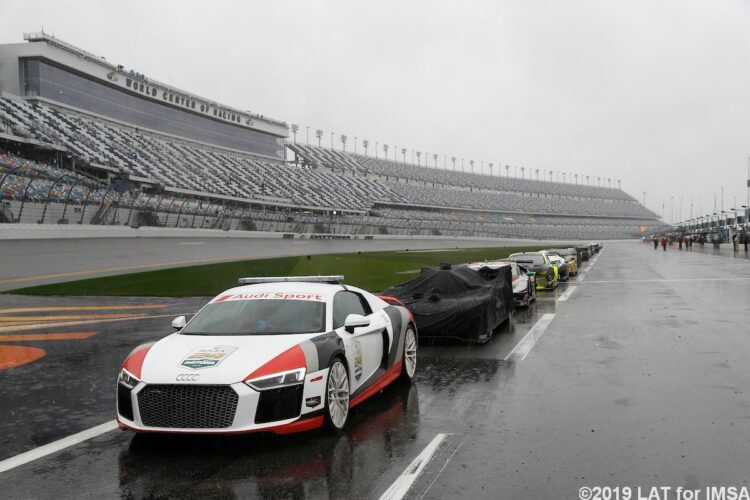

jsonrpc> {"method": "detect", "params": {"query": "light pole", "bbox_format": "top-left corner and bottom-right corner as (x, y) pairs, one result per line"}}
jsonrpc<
(340, 134), (347, 152)
(315, 129), (322, 147)
(401, 148), (406, 163)
(375, 142), (379, 158)
(469, 160), (474, 173)
(549, 171), (554, 182)
(489, 163), (494, 176)
(354, 136), (357, 154)
(416, 151), (421, 166)
(505, 165), (509, 177)
(363, 139), (369, 156)
(291, 124), (298, 143)
(452, 157), (456, 170)
(536, 169), (540, 181)
(330, 131), (334, 149)
(461, 158), (465, 172)
(521, 166), (525, 179)
(433, 154), (438, 168)
(383, 144), (389, 159)
(574, 173), (578, 184)
(586, 175), (590, 185)
(306, 126), (310, 145)
(562, 172), (565, 183)
(670, 196), (674, 225)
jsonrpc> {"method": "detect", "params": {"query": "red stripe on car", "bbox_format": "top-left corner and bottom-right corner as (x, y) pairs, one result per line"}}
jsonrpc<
(349, 360), (403, 408)
(244, 344), (307, 380)
(122, 344), (153, 379)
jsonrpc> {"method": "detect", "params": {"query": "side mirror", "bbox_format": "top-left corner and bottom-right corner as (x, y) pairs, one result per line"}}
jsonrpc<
(172, 316), (187, 330)
(344, 314), (370, 334)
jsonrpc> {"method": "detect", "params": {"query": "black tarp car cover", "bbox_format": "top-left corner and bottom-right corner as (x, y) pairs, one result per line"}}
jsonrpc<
(383, 264), (513, 342)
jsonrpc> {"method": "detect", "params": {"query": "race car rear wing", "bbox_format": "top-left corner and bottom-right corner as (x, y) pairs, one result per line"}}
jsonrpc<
(238, 275), (344, 285)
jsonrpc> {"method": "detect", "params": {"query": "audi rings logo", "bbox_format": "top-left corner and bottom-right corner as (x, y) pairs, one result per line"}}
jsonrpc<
(176, 374), (200, 382)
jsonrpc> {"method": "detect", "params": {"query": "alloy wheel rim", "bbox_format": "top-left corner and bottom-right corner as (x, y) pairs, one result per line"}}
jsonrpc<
(405, 329), (417, 377)
(327, 361), (349, 428)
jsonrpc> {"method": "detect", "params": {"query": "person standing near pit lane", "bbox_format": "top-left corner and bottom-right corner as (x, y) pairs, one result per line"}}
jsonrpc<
(678, 236), (683, 251)
(661, 234), (668, 251)
(699, 234), (705, 247)
(653, 236), (659, 250)
(732, 229), (739, 252)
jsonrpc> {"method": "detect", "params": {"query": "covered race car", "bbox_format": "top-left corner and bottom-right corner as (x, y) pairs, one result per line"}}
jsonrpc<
(382, 264), (513, 343)
(507, 252), (558, 289)
(576, 245), (591, 262)
(116, 276), (417, 435)
(466, 260), (536, 307)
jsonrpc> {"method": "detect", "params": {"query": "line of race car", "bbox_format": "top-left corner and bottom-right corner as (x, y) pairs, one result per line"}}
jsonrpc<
(115, 243), (602, 436)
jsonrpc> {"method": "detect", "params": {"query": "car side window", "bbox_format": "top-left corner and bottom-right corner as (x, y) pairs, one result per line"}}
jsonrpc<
(333, 291), (371, 329)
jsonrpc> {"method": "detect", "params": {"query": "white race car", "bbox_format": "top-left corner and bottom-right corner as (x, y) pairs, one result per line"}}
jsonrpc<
(116, 276), (417, 435)
(467, 260), (536, 307)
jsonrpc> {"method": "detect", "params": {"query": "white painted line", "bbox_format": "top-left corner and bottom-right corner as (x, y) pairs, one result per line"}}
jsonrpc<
(0, 420), (117, 473)
(380, 433), (447, 500)
(417, 435), (468, 500)
(504, 313), (556, 362)
(557, 286), (577, 302)
(179, 242), (205, 245)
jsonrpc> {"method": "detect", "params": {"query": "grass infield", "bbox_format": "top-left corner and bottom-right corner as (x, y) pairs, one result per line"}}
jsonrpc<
(7, 245), (562, 297)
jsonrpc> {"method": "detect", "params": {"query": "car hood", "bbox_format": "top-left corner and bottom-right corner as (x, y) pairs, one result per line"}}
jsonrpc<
(140, 331), (323, 384)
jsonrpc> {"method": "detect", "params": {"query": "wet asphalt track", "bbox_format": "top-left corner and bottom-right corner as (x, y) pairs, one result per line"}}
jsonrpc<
(1, 241), (749, 499)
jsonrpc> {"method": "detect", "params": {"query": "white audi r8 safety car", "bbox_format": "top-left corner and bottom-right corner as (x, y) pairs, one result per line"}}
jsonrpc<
(116, 276), (417, 435)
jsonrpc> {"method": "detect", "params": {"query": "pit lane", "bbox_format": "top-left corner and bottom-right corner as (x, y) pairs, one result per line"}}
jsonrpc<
(1, 241), (749, 499)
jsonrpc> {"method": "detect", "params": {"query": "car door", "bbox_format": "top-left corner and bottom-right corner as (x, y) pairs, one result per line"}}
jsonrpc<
(332, 290), (387, 393)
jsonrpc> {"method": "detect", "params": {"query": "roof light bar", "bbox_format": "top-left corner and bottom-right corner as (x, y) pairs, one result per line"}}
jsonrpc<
(238, 275), (344, 285)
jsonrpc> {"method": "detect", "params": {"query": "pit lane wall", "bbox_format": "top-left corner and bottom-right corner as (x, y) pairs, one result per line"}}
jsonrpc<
(0, 224), (585, 244)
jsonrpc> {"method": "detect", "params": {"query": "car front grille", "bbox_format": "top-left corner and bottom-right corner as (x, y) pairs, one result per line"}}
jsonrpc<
(255, 385), (303, 424)
(137, 384), (238, 428)
(117, 383), (134, 421)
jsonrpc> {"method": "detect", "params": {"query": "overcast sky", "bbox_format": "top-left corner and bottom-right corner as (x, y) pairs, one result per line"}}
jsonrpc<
(2, 0), (749, 222)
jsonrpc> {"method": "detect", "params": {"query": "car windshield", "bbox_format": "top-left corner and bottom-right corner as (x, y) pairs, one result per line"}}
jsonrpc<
(181, 299), (326, 335)
(509, 254), (544, 266)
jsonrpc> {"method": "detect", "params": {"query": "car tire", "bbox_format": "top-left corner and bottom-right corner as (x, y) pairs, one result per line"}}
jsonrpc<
(324, 357), (350, 432)
(401, 325), (417, 382)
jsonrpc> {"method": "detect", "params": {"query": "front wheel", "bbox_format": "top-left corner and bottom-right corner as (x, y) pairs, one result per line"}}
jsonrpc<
(324, 358), (350, 432)
(401, 326), (417, 381)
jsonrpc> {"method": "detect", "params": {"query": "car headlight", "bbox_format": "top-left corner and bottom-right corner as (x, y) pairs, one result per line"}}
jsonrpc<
(118, 369), (140, 389)
(245, 368), (306, 391)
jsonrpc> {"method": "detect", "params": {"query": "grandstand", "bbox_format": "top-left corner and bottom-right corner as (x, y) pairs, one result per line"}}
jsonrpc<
(0, 32), (660, 239)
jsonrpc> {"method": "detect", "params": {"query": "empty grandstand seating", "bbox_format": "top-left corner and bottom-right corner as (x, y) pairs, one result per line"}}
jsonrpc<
(0, 95), (659, 239)
(0, 97), (404, 211)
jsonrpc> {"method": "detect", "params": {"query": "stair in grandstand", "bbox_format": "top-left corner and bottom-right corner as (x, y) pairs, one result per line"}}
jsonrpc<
(90, 202), (114, 225)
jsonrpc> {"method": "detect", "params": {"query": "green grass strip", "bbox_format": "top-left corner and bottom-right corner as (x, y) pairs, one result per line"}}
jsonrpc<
(7, 245), (561, 297)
